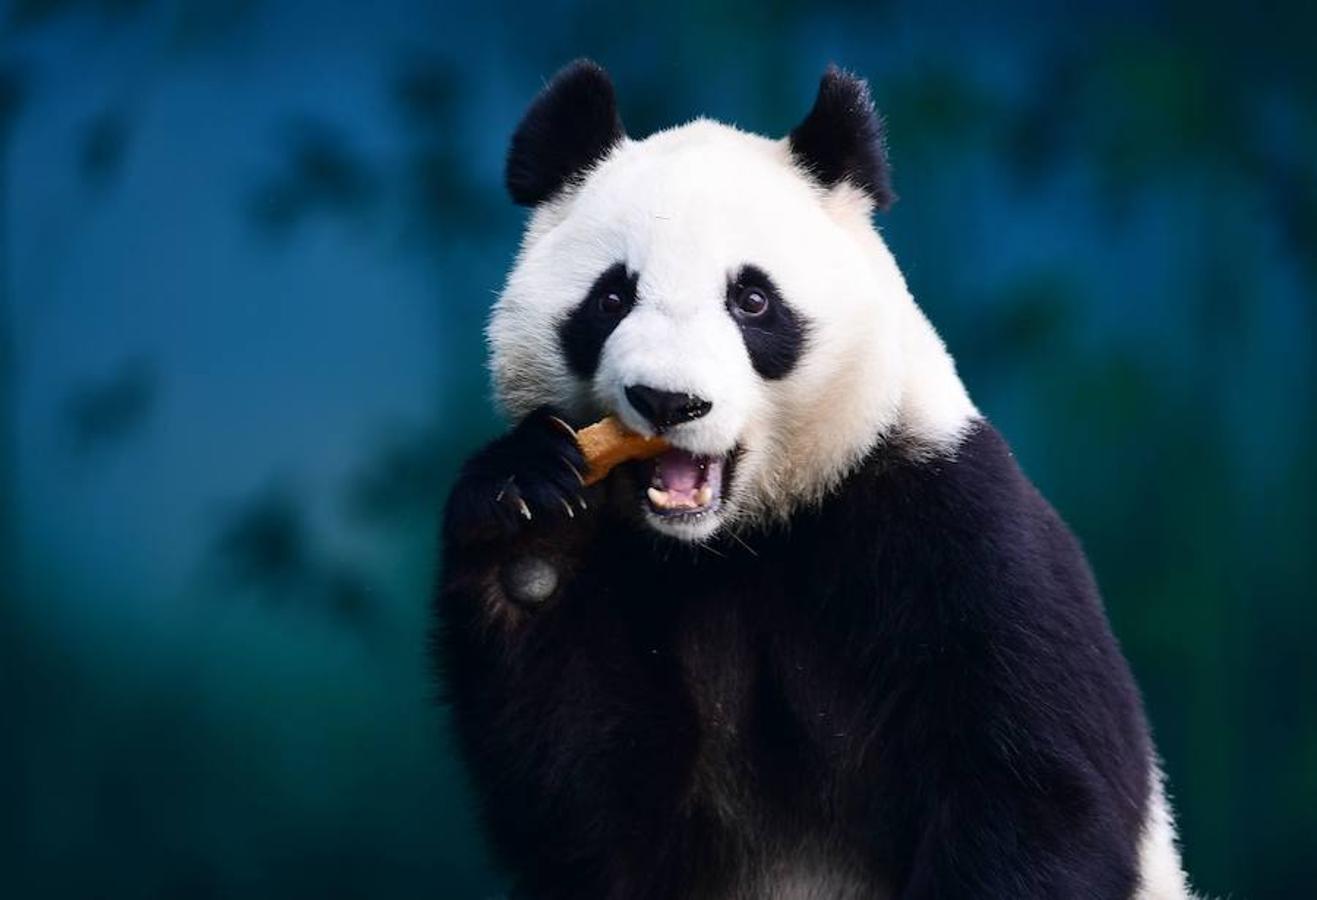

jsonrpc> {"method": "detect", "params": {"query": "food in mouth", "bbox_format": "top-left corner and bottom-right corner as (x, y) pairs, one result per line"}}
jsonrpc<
(575, 416), (730, 519)
(645, 449), (727, 518)
(578, 416), (669, 486)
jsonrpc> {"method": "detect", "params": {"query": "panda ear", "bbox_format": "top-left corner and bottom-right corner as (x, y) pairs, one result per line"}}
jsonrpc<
(505, 59), (626, 207)
(788, 66), (895, 211)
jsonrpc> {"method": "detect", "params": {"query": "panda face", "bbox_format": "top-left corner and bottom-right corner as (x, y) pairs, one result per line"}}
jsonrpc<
(489, 64), (977, 542)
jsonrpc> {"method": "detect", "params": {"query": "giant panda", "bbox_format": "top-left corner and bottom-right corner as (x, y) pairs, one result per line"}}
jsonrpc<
(436, 59), (1195, 900)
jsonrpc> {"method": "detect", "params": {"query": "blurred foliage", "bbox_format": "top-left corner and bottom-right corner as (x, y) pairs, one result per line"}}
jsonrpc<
(208, 484), (309, 593)
(6, 0), (149, 30)
(76, 108), (130, 191)
(204, 482), (380, 636)
(248, 117), (380, 237)
(0, 61), (24, 141)
(61, 357), (155, 454)
(3, 1), (1315, 898)
(0, 61), (22, 578)
(344, 426), (449, 529)
(5, 0), (258, 51)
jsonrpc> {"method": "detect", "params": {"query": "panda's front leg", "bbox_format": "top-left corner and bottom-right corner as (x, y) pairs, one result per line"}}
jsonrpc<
(436, 407), (626, 894)
(439, 405), (592, 622)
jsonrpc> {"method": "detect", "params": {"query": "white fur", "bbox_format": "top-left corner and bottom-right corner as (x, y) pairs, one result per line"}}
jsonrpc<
(489, 118), (977, 540)
(1137, 764), (1196, 899)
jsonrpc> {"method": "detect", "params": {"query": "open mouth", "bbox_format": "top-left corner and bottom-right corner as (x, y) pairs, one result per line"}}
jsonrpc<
(643, 448), (733, 520)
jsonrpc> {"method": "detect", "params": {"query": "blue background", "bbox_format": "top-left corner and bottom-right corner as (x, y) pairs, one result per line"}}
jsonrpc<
(3, 1), (1314, 896)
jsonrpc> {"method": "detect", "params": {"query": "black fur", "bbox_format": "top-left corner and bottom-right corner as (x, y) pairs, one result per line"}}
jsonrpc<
(436, 419), (1153, 898)
(726, 265), (808, 380)
(555, 266), (637, 382)
(558, 263), (639, 379)
(443, 405), (587, 544)
(788, 66), (896, 211)
(506, 59), (626, 206)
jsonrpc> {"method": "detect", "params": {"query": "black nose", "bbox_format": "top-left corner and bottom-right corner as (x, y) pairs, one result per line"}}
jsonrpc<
(624, 385), (712, 431)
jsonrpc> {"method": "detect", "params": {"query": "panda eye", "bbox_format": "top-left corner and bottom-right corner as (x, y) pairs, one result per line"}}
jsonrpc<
(732, 285), (771, 319)
(597, 290), (627, 315)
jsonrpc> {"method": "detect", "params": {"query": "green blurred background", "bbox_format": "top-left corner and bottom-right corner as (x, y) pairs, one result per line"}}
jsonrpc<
(2, 1), (1314, 897)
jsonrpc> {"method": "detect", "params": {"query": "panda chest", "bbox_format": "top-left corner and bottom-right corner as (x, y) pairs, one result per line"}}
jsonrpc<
(671, 595), (760, 821)
(677, 595), (754, 730)
(658, 551), (876, 805)
(666, 586), (833, 810)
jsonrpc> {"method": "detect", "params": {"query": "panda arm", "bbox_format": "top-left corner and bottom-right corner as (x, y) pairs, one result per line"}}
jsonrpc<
(842, 425), (1147, 897)
(889, 673), (1143, 899)
(434, 406), (609, 875)
(438, 405), (591, 617)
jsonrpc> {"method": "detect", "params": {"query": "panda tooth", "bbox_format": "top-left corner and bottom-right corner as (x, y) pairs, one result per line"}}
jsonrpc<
(647, 487), (671, 508)
(695, 485), (713, 507)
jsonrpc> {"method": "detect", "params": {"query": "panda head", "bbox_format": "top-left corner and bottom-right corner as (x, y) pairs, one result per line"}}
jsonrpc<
(490, 60), (977, 542)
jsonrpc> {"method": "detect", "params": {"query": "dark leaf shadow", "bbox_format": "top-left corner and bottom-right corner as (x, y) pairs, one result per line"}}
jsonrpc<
(61, 357), (157, 456)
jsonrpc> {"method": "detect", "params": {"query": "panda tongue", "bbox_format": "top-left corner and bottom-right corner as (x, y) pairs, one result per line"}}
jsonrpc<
(655, 449), (703, 493)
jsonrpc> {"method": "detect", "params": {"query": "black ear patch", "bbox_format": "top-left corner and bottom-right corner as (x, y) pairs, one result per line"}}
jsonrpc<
(788, 66), (895, 211)
(506, 59), (626, 207)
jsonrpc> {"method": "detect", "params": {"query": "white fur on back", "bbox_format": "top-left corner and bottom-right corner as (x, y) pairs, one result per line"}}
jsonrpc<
(1137, 765), (1196, 899)
(489, 118), (976, 529)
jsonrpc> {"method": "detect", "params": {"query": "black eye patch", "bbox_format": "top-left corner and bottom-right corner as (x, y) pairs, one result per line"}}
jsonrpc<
(559, 263), (638, 378)
(726, 265), (808, 380)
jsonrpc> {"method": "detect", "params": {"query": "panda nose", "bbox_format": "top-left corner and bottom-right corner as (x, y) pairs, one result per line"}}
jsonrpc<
(624, 385), (712, 432)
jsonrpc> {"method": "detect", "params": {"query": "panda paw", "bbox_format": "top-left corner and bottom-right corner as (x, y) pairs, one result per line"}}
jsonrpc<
(444, 406), (588, 545)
